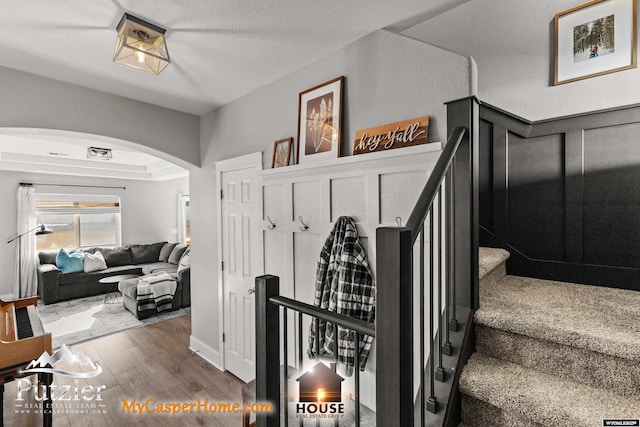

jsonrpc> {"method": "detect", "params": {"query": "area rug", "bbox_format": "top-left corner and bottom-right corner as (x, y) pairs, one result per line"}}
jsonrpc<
(38, 294), (190, 349)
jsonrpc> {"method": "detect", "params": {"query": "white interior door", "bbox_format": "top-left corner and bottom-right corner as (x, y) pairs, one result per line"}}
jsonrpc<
(221, 167), (258, 382)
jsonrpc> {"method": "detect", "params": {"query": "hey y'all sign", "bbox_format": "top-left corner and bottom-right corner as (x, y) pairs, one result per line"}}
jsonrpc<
(353, 116), (429, 155)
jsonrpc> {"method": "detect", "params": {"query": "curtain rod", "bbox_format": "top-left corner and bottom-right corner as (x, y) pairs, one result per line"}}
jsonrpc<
(20, 182), (126, 190)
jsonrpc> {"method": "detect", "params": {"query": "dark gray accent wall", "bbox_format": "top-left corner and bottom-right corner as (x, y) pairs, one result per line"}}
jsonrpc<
(583, 123), (640, 269)
(507, 132), (565, 262)
(479, 102), (640, 290)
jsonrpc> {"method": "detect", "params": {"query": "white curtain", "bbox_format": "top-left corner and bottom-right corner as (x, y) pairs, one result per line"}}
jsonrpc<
(177, 194), (190, 244)
(13, 185), (38, 298)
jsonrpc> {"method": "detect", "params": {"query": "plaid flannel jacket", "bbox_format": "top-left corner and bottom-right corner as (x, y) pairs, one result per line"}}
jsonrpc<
(307, 216), (375, 377)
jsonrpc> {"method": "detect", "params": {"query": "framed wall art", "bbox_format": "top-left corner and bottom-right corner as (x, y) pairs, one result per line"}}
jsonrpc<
(271, 137), (293, 168)
(554, 0), (637, 85)
(296, 76), (344, 164)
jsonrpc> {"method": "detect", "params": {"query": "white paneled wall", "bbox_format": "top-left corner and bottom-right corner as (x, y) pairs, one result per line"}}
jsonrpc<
(258, 143), (443, 411)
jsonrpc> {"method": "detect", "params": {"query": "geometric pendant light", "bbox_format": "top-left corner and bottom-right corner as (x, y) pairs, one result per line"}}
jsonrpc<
(113, 13), (170, 75)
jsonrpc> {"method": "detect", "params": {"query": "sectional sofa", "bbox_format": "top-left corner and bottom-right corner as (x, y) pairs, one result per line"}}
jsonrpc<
(37, 241), (191, 307)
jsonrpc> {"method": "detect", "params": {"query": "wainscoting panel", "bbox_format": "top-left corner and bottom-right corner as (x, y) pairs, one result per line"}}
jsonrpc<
(480, 103), (640, 290)
(293, 232), (323, 304)
(263, 231), (289, 294)
(330, 176), (368, 223)
(507, 132), (565, 261)
(379, 170), (429, 225)
(292, 181), (322, 225)
(583, 122), (640, 269)
(479, 119), (493, 230)
(262, 184), (285, 226)
(258, 143), (444, 411)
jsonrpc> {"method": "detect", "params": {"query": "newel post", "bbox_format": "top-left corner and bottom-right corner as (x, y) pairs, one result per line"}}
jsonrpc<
(255, 275), (280, 427)
(376, 227), (413, 426)
(446, 96), (480, 310)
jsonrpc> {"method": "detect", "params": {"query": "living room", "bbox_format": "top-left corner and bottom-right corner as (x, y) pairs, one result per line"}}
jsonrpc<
(0, 140), (191, 311)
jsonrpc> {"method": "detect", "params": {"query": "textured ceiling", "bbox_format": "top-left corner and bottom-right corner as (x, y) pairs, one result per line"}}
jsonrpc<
(0, 0), (466, 178)
(0, 0), (463, 116)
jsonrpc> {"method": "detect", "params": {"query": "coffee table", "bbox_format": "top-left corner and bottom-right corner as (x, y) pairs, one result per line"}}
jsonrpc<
(99, 274), (139, 304)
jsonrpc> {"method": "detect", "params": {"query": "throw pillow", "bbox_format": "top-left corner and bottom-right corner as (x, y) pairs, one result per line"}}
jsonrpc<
(84, 251), (107, 273)
(130, 242), (166, 264)
(158, 242), (178, 262)
(38, 251), (58, 265)
(168, 243), (188, 265)
(56, 249), (84, 274)
(177, 247), (191, 273)
(99, 247), (132, 267)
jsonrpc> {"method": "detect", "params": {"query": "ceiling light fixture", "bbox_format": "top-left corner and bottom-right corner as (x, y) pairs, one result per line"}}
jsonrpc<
(113, 13), (170, 75)
(87, 147), (112, 160)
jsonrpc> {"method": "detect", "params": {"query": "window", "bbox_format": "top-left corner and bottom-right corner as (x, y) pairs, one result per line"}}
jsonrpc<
(178, 194), (191, 245)
(35, 195), (121, 251)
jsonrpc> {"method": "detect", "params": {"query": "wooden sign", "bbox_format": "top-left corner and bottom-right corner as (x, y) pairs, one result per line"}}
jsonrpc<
(353, 116), (429, 155)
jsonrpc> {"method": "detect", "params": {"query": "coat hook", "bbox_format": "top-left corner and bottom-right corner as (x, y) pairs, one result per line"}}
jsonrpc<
(396, 216), (403, 227)
(266, 216), (276, 230)
(298, 216), (309, 231)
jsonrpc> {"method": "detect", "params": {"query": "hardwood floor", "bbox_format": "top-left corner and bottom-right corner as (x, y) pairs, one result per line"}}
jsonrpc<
(3, 313), (246, 426)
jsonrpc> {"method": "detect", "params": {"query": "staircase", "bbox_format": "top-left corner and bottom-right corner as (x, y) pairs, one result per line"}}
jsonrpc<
(460, 247), (640, 426)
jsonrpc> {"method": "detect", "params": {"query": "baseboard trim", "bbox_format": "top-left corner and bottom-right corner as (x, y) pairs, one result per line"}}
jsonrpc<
(189, 335), (223, 371)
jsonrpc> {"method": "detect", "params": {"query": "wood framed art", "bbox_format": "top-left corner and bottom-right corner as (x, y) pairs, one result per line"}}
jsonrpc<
(271, 137), (293, 168)
(554, 0), (637, 85)
(296, 76), (344, 164)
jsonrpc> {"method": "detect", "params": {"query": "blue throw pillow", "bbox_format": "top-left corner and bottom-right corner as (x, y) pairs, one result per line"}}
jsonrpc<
(56, 249), (84, 274)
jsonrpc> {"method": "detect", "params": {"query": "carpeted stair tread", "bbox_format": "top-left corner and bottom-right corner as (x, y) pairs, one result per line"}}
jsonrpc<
(478, 247), (509, 281)
(460, 353), (640, 426)
(461, 394), (543, 427)
(475, 324), (640, 398)
(476, 274), (640, 362)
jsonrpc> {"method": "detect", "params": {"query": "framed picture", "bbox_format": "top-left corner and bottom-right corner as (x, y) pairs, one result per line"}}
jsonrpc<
(555, 0), (637, 85)
(271, 137), (293, 168)
(297, 76), (344, 164)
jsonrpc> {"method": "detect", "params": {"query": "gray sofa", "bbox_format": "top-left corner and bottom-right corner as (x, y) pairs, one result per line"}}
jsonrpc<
(37, 242), (191, 308)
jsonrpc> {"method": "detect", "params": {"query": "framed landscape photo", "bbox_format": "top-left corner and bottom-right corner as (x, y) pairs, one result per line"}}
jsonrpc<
(297, 76), (344, 164)
(271, 137), (293, 168)
(554, 0), (637, 85)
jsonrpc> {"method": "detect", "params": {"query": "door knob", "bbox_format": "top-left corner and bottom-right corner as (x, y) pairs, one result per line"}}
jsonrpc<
(248, 288), (255, 295)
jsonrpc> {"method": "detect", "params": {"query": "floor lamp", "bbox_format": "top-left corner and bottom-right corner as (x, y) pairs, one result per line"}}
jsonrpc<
(7, 224), (53, 294)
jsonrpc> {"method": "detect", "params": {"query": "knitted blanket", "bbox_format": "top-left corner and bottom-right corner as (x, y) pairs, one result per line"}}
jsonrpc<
(137, 272), (177, 312)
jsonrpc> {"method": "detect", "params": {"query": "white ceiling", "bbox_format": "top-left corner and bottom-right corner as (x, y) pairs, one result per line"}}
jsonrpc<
(0, 0), (465, 179)
(0, 131), (187, 181)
